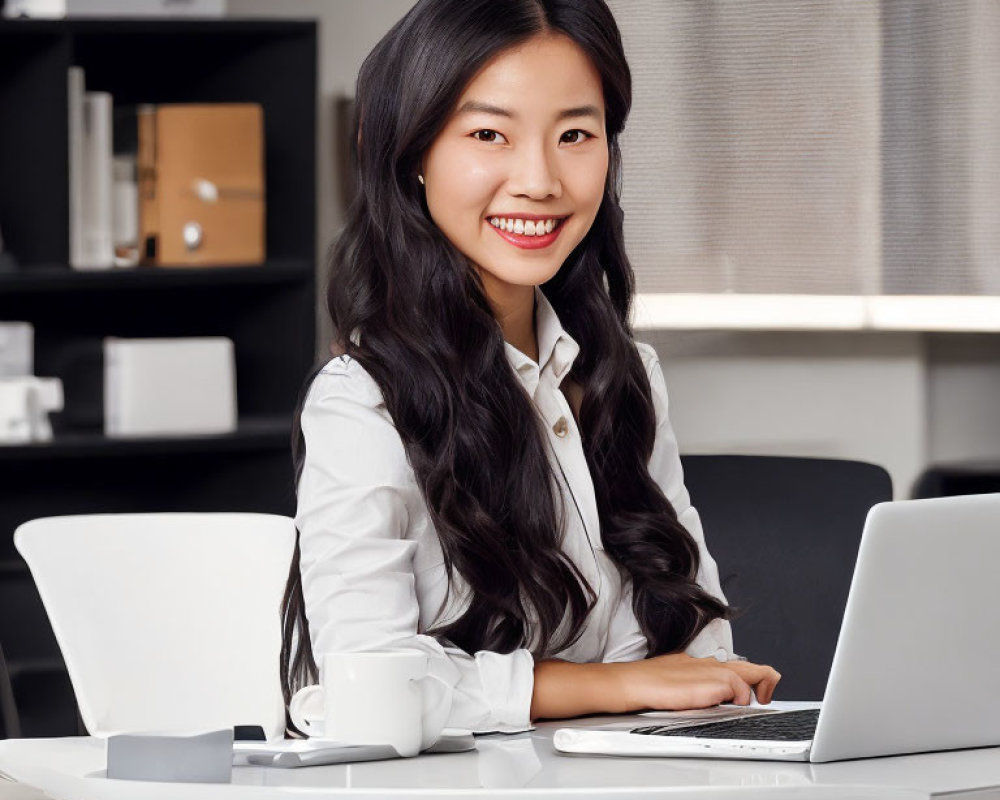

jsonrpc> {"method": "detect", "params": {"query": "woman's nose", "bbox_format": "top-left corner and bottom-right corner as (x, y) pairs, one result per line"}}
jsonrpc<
(507, 144), (563, 200)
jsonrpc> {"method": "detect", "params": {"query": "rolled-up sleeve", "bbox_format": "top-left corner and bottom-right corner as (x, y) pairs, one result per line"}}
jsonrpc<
(602, 344), (736, 663)
(295, 359), (534, 745)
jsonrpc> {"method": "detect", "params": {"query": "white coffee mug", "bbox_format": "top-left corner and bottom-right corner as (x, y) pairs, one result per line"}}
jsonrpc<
(288, 651), (429, 757)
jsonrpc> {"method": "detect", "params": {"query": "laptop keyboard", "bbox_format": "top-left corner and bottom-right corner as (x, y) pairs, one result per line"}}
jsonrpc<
(631, 708), (820, 742)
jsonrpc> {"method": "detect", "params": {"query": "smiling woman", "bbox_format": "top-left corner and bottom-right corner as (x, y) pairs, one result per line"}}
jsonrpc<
(280, 0), (779, 744)
(421, 33), (609, 352)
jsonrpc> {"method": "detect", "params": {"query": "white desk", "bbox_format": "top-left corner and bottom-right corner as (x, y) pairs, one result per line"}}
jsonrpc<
(2, 710), (1000, 800)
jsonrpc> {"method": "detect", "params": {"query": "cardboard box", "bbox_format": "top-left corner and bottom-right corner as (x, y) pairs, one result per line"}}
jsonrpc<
(140, 103), (265, 267)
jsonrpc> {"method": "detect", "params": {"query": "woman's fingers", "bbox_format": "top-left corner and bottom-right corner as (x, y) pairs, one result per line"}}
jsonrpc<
(626, 653), (782, 712)
(722, 660), (782, 704)
(726, 670), (753, 706)
(756, 669), (781, 704)
(756, 680), (775, 704)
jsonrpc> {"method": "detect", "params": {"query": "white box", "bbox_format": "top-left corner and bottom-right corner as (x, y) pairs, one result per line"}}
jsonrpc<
(104, 337), (237, 437)
(0, 322), (33, 378)
(4, 0), (225, 17)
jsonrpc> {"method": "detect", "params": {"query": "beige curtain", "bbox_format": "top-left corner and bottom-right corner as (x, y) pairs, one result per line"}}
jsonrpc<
(608, 0), (1000, 296)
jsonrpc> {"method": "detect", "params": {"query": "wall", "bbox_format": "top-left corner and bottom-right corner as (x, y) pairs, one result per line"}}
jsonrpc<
(640, 330), (927, 496)
(228, 0), (1000, 498)
(926, 335), (1000, 467)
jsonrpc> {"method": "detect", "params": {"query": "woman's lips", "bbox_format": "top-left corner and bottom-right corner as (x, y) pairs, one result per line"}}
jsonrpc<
(486, 216), (568, 250)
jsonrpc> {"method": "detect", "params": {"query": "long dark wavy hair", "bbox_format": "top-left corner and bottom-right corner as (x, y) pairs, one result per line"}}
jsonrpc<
(281, 0), (730, 705)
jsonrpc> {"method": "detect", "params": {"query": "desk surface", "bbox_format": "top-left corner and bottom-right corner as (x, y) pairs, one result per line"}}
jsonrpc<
(2, 706), (1000, 800)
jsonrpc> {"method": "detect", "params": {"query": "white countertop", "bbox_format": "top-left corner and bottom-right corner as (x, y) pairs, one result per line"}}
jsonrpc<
(2, 704), (999, 799)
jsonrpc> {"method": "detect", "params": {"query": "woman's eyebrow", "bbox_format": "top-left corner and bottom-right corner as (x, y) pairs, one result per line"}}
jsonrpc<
(456, 99), (602, 122)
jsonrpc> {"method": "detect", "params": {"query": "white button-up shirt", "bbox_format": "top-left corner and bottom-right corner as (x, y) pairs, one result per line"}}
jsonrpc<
(296, 288), (734, 744)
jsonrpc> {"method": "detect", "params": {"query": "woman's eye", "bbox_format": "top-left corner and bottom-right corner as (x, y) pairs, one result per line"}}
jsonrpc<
(561, 129), (594, 145)
(472, 129), (506, 144)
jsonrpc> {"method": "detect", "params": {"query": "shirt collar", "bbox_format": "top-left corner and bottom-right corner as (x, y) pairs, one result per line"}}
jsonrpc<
(504, 286), (580, 396)
(349, 288), (580, 395)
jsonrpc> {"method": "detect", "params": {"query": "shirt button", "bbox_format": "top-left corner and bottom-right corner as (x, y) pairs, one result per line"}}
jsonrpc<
(552, 416), (569, 437)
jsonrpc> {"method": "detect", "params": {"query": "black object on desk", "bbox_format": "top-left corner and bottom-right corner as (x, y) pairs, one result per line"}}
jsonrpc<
(233, 725), (266, 742)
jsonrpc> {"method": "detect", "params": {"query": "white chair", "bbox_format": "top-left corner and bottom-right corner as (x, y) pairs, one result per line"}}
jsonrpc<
(13, 513), (295, 740)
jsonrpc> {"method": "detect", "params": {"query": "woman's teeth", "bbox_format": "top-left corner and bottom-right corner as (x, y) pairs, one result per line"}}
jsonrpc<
(488, 217), (560, 236)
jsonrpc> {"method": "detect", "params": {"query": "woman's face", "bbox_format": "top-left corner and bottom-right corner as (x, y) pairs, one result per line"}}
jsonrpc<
(421, 33), (609, 307)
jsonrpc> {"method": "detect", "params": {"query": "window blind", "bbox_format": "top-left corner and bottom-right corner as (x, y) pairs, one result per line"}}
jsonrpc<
(609, 0), (1000, 298)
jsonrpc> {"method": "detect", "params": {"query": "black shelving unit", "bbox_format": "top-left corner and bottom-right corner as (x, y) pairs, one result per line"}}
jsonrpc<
(0, 17), (317, 737)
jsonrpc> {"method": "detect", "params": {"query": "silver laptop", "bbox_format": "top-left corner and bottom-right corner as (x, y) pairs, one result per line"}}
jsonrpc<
(554, 493), (1000, 762)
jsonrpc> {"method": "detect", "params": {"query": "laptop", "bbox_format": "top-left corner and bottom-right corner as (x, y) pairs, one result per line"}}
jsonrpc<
(554, 493), (1000, 762)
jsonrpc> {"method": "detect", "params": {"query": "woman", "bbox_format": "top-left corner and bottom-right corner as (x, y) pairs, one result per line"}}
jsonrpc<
(281, 0), (780, 743)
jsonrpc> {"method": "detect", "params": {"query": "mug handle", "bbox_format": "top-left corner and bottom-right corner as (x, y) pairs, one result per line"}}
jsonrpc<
(288, 684), (324, 737)
(412, 671), (456, 752)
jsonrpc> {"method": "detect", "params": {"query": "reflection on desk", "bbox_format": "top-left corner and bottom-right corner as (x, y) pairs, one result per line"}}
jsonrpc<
(1, 706), (998, 799)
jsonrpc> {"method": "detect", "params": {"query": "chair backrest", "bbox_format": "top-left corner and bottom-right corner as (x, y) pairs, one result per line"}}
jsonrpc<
(14, 513), (295, 739)
(680, 455), (892, 701)
(0, 562), (79, 738)
(0, 642), (20, 739)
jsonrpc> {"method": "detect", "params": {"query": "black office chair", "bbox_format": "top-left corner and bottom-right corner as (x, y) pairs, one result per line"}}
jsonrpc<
(679, 455), (892, 701)
(0, 565), (79, 738)
(0, 642), (21, 738)
(912, 460), (1000, 499)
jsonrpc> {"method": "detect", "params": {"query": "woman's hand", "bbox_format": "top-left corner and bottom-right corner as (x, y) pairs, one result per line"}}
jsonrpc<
(610, 652), (781, 713)
(530, 654), (781, 720)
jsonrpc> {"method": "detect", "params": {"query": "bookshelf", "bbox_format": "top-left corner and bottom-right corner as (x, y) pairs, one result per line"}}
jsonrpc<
(0, 17), (317, 736)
